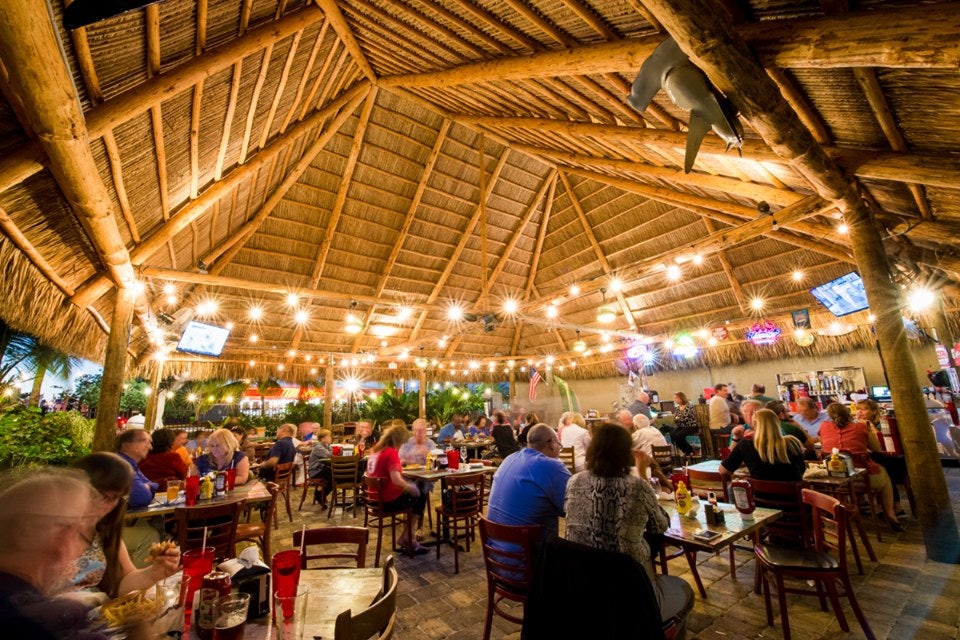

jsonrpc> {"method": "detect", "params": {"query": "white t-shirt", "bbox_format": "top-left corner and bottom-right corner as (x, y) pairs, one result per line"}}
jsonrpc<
(709, 395), (731, 429)
(631, 425), (667, 457)
(560, 424), (591, 472)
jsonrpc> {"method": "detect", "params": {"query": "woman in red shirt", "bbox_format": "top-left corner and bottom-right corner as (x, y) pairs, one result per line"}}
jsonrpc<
(365, 425), (429, 555)
(819, 403), (903, 531)
(138, 428), (188, 491)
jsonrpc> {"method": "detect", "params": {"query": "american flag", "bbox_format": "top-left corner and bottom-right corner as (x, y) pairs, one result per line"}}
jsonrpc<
(528, 366), (542, 402)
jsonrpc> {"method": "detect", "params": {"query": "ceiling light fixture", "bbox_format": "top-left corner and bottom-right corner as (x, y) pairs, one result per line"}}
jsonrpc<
(573, 329), (586, 353)
(344, 300), (362, 334)
(597, 288), (617, 324)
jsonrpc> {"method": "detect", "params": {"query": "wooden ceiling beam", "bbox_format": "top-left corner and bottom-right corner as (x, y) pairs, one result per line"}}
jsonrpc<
(314, 0), (378, 82)
(559, 171), (639, 332)
(701, 217), (748, 313)
(379, 2), (960, 90)
(513, 175), (557, 356)
(73, 81), (369, 308)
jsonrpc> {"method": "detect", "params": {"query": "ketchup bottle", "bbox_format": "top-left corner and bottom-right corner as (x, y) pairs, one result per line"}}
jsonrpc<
(730, 478), (755, 518)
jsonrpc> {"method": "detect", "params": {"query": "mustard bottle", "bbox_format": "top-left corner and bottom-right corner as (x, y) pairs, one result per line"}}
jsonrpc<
(827, 447), (845, 477)
(675, 480), (691, 515)
(200, 475), (214, 500)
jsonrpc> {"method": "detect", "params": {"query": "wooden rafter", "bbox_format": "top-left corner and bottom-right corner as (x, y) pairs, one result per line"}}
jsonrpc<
(701, 217), (748, 313)
(280, 23), (329, 134)
(259, 31), (303, 150)
(313, 0), (378, 82)
(558, 171), (638, 332)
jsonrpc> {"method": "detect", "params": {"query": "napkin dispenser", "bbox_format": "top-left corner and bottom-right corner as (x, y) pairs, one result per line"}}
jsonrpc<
(231, 566), (270, 619)
(827, 451), (855, 477)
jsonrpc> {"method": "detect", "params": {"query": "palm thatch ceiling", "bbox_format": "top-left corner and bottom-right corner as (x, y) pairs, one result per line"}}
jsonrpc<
(1, 0), (959, 381)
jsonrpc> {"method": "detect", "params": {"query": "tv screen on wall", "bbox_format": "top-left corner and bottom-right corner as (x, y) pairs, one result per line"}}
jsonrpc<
(176, 321), (230, 357)
(809, 272), (870, 317)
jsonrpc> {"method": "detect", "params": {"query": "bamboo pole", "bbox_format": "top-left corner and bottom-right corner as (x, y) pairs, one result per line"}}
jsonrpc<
(324, 363), (334, 428)
(143, 359), (163, 432)
(94, 289), (135, 452)
(643, 0), (957, 561)
(0, 0), (135, 290)
(419, 370), (426, 419)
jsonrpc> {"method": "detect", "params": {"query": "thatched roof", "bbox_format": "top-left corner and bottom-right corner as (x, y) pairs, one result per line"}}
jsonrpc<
(1, 0), (959, 382)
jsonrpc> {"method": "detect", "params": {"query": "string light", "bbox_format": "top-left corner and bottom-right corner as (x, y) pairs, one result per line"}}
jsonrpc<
(248, 306), (263, 321)
(286, 293), (299, 306)
(750, 297), (764, 311)
(666, 264), (681, 281)
(837, 223), (849, 234)
(792, 270), (804, 282)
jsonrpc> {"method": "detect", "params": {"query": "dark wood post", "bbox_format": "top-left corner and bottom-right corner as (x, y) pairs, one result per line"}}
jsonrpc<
(143, 359), (163, 432)
(324, 363), (334, 430)
(418, 370), (427, 419)
(94, 289), (135, 451)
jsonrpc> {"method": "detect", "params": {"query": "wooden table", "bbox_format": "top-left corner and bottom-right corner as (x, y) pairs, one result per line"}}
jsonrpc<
(125, 482), (272, 521)
(241, 566), (383, 640)
(401, 464), (496, 482)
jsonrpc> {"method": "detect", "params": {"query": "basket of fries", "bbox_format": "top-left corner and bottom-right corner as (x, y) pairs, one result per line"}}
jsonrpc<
(99, 590), (161, 630)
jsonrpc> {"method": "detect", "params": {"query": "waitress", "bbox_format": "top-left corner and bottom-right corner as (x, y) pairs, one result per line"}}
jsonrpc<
(189, 428), (250, 484)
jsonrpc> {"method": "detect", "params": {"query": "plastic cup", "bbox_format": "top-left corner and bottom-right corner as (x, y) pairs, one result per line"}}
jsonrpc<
(225, 468), (237, 491)
(446, 448), (460, 470)
(185, 476), (200, 506)
(166, 479), (182, 504)
(274, 585), (309, 640)
(181, 547), (215, 626)
(271, 550), (302, 616)
(332, 444), (342, 456)
(212, 593), (251, 640)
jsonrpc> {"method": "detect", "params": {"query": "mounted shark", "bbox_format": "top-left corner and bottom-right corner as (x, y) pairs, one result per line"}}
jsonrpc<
(628, 37), (744, 173)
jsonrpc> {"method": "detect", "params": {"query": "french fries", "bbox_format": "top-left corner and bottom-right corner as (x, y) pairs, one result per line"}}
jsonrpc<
(100, 590), (159, 627)
(146, 540), (177, 563)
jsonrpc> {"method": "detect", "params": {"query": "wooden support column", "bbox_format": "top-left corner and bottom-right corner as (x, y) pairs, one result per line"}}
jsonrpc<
(638, 0), (960, 563)
(509, 368), (516, 408)
(94, 289), (135, 451)
(324, 363), (334, 429)
(418, 370), (427, 419)
(143, 359), (163, 431)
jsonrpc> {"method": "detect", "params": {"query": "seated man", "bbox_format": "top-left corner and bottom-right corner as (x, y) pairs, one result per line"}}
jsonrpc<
(436, 416), (461, 445)
(258, 423), (298, 482)
(116, 429), (157, 508)
(792, 396), (828, 438)
(0, 471), (102, 638)
(487, 424), (570, 538)
(767, 401), (818, 456)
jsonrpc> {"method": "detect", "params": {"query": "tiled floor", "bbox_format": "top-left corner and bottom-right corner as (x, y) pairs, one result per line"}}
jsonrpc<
(266, 469), (960, 639)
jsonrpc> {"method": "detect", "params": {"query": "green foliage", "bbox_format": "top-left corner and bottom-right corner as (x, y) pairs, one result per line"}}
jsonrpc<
(73, 373), (102, 409)
(0, 407), (93, 469)
(119, 378), (150, 414)
(424, 386), (483, 425)
(361, 387), (418, 426)
(282, 400), (325, 426)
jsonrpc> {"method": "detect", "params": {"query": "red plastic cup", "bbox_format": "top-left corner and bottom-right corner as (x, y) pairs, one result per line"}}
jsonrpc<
(271, 550), (302, 617)
(185, 475), (200, 506)
(225, 468), (237, 491)
(446, 448), (460, 470)
(181, 547), (215, 627)
(332, 445), (342, 456)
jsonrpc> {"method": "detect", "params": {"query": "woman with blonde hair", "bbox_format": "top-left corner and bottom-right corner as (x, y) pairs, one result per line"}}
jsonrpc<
(190, 428), (250, 484)
(718, 409), (805, 481)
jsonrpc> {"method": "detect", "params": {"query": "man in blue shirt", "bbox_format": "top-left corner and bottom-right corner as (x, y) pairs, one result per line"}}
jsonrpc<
(436, 416), (462, 445)
(258, 423), (298, 481)
(791, 396), (828, 438)
(117, 428), (158, 508)
(487, 424), (570, 537)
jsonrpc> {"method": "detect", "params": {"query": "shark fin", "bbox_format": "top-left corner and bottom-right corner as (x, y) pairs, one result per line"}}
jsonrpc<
(685, 113), (712, 173)
(628, 38), (687, 112)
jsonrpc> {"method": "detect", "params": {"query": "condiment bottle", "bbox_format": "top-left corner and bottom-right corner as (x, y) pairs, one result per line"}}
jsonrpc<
(730, 478), (755, 518)
(827, 447), (845, 476)
(196, 571), (232, 640)
(675, 480), (691, 515)
(200, 475), (214, 500)
(214, 471), (226, 495)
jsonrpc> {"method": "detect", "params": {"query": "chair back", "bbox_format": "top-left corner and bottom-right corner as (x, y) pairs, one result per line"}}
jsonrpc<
(253, 442), (272, 463)
(750, 479), (810, 547)
(441, 472), (485, 517)
(362, 475), (403, 517)
(331, 455), (361, 484)
(478, 516), (540, 599)
(174, 500), (243, 560)
(293, 526), (368, 569)
(275, 461), (294, 486)
(334, 555), (398, 640)
(261, 481), (281, 527)
(651, 444), (674, 471)
(802, 488), (848, 571)
(558, 447), (576, 473)
(687, 468), (728, 500)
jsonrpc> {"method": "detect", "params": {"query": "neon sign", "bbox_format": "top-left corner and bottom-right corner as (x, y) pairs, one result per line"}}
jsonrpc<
(747, 321), (781, 345)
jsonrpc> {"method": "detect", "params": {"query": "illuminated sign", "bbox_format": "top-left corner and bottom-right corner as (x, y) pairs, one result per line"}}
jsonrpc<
(747, 321), (781, 345)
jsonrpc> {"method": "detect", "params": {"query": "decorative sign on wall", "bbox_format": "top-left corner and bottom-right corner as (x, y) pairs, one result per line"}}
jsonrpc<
(672, 334), (699, 358)
(935, 343), (951, 368)
(791, 309), (811, 329)
(793, 330), (815, 347)
(747, 320), (781, 345)
(711, 325), (729, 342)
(953, 343), (960, 367)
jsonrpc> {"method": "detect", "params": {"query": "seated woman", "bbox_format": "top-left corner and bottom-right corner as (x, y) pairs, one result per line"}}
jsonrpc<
(307, 428), (334, 507)
(857, 399), (907, 509)
(490, 410), (519, 460)
(517, 412), (539, 446)
(719, 409), (805, 481)
(189, 428), (251, 485)
(468, 415), (490, 438)
(564, 423), (694, 638)
(54, 453), (181, 606)
(137, 429), (187, 491)
(365, 425), (429, 555)
(820, 403), (903, 531)
(670, 392), (701, 457)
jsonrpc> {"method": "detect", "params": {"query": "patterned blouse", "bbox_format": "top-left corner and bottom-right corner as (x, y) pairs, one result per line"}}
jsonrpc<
(564, 472), (669, 580)
(673, 405), (699, 431)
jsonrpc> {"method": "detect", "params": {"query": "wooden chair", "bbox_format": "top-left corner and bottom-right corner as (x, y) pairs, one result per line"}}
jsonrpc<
(651, 444), (675, 474)
(650, 532), (707, 598)
(846, 451), (883, 542)
(558, 446), (576, 473)
(363, 475), (412, 567)
(273, 462), (295, 527)
(434, 473), (485, 573)
(478, 516), (540, 640)
(755, 489), (876, 640)
(235, 482), (279, 561)
(334, 555), (398, 640)
(749, 479), (810, 593)
(293, 526), (368, 569)
(298, 454), (327, 510)
(174, 500), (243, 561)
(328, 456), (363, 518)
(688, 468), (744, 579)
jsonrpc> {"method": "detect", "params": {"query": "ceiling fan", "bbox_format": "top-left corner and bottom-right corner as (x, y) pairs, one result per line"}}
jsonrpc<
(64, 0), (164, 30)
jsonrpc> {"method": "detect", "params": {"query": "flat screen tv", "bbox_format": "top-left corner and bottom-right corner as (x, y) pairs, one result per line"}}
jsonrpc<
(809, 271), (870, 317)
(871, 385), (892, 401)
(176, 321), (230, 357)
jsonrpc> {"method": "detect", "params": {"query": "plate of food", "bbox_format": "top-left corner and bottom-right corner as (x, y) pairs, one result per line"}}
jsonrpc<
(402, 463), (424, 470)
(93, 590), (161, 633)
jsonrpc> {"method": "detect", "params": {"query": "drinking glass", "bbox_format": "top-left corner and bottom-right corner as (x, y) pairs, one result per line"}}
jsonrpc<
(166, 480), (182, 504)
(274, 585), (310, 640)
(271, 550), (302, 615)
(185, 476), (200, 506)
(225, 468), (237, 491)
(154, 573), (191, 636)
(212, 593), (251, 640)
(181, 547), (215, 625)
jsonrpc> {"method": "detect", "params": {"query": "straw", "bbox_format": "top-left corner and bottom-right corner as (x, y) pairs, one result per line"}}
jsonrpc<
(299, 524), (306, 555)
(202, 526), (208, 552)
